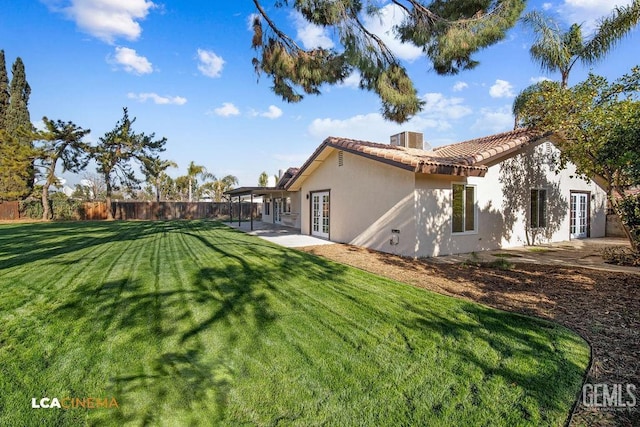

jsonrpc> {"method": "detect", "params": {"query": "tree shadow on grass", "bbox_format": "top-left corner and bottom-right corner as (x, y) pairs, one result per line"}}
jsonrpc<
(50, 222), (348, 424)
(400, 300), (588, 425)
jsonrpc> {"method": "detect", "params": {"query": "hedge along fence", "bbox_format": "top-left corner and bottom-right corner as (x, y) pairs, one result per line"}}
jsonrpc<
(0, 201), (260, 221)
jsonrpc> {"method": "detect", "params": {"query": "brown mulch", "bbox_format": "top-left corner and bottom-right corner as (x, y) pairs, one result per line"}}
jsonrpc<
(299, 243), (640, 427)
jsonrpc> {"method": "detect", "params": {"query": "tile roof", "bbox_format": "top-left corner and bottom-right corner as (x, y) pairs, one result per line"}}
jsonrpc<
(276, 167), (300, 189)
(429, 128), (544, 166)
(286, 128), (548, 189)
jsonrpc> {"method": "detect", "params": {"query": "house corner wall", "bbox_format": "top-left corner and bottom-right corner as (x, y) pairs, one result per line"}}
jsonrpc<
(299, 149), (418, 256)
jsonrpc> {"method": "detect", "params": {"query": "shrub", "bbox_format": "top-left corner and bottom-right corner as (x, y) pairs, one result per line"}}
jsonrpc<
(19, 199), (43, 219)
(600, 246), (640, 266)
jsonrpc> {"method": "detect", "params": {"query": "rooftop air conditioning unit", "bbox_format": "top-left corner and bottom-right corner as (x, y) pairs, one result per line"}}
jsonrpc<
(390, 131), (427, 150)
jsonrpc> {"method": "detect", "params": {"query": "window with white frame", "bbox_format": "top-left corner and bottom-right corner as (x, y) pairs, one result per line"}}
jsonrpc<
(264, 198), (270, 215)
(452, 183), (476, 233)
(530, 189), (547, 228)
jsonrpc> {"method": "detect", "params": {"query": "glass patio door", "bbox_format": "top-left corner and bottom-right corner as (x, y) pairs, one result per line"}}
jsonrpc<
(311, 191), (329, 239)
(570, 193), (588, 239)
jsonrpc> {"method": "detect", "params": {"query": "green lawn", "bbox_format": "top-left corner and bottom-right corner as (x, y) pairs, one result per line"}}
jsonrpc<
(0, 221), (589, 426)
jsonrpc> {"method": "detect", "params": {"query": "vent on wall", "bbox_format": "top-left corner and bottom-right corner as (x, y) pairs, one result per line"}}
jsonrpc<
(390, 131), (428, 150)
(338, 150), (344, 167)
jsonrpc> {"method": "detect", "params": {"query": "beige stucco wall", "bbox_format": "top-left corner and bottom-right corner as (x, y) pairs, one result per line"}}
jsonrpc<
(261, 191), (302, 228)
(299, 149), (417, 256)
(412, 140), (607, 257)
(296, 139), (607, 258)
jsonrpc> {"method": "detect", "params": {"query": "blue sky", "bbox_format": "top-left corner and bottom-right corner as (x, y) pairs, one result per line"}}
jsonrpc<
(1, 0), (639, 188)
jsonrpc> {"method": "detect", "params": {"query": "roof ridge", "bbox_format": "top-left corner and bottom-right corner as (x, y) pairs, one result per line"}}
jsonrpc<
(431, 128), (539, 153)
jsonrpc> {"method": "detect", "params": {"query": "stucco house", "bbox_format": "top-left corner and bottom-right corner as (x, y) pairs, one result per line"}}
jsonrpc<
(242, 128), (607, 258)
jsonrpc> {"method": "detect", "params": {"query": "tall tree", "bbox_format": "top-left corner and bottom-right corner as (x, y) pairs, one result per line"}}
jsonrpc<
(33, 118), (91, 220)
(258, 171), (269, 187)
(0, 50), (9, 130)
(211, 175), (238, 202)
(141, 157), (177, 202)
(185, 161), (211, 202)
(521, 2), (640, 88)
(0, 56), (33, 199)
(252, 0), (526, 123)
(94, 108), (167, 219)
(0, 130), (34, 201)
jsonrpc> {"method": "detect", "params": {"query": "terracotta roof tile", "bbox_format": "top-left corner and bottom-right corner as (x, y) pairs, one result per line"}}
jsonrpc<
(429, 128), (542, 165)
(285, 129), (547, 189)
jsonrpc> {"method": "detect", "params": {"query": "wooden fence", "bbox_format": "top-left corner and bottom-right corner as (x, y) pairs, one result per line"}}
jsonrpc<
(0, 201), (20, 220)
(0, 201), (259, 221)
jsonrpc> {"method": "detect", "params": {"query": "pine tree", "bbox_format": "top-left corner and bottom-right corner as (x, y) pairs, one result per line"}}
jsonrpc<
(0, 56), (34, 200)
(5, 57), (32, 136)
(94, 108), (167, 219)
(0, 50), (9, 131)
(0, 58), (35, 198)
(251, 0), (526, 123)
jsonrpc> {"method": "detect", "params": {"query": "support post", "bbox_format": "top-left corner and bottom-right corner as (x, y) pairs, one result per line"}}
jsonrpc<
(250, 192), (254, 231)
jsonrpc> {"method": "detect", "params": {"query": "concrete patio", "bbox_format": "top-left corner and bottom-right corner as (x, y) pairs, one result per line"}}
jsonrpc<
(226, 221), (334, 248)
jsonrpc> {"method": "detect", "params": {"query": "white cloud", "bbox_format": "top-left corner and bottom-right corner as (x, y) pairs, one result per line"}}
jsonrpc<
(308, 112), (440, 143)
(471, 107), (513, 133)
(558, 0), (635, 33)
(261, 105), (283, 119)
(421, 93), (473, 121)
(542, 2), (553, 10)
(292, 12), (334, 49)
(489, 79), (515, 98)
(530, 76), (553, 84)
(197, 49), (225, 78)
(338, 71), (361, 89)
(51, 0), (155, 43)
(362, 3), (423, 62)
(127, 92), (187, 105)
(211, 102), (240, 117)
(308, 93), (472, 142)
(452, 81), (469, 92)
(111, 47), (153, 74)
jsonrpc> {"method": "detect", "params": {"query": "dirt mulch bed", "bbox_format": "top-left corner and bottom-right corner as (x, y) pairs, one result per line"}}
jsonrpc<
(299, 243), (640, 427)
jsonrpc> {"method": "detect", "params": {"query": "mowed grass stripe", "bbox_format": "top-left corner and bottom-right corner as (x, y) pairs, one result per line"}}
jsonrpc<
(0, 221), (589, 427)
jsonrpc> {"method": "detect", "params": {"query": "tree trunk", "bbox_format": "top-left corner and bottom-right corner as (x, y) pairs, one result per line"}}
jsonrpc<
(41, 182), (50, 221)
(610, 192), (638, 252)
(106, 180), (114, 220)
(188, 177), (193, 202)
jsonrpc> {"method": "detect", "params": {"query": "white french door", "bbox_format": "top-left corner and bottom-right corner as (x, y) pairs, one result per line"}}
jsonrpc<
(311, 191), (330, 239)
(570, 192), (588, 239)
(273, 198), (282, 224)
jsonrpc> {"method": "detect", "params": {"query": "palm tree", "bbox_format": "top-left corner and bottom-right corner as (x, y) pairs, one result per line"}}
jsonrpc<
(185, 161), (212, 202)
(522, 2), (640, 88)
(258, 171), (269, 187)
(212, 175), (239, 202)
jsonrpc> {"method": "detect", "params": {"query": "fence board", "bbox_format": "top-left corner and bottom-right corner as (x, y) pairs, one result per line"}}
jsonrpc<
(0, 201), (259, 222)
(0, 201), (20, 220)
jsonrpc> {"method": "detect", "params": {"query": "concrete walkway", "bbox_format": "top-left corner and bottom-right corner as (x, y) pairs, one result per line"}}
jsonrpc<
(226, 221), (334, 248)
(430, 237), (639, 274)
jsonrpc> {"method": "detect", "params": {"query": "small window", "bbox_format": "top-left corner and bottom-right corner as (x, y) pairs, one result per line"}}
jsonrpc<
(452, 183), (476, 233)
(530, 189), (547, 228)
(285, 197), (291, 213)
(264, 199), (270, 215)
(338, 150), (344, 167)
